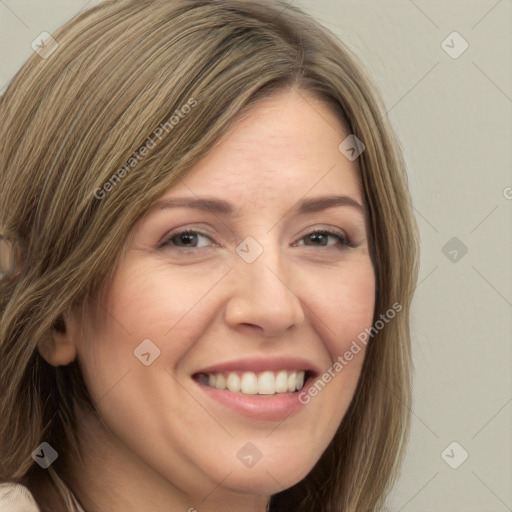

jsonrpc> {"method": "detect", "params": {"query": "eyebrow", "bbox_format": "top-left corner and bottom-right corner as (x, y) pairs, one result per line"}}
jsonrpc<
(153, 194), (365, 215)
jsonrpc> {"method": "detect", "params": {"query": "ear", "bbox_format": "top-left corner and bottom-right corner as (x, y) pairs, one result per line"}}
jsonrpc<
(38, 313), (78, 367)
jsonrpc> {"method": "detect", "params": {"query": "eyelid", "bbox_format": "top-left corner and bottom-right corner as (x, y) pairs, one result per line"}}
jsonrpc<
(157, 225), (215, 247)
(160, 224), (357, 251)
(159, 228), (215, 249)
(293, 226), (356, 248)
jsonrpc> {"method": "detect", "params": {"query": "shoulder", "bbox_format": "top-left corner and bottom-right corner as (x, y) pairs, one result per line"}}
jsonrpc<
(0, 482), (40, 512)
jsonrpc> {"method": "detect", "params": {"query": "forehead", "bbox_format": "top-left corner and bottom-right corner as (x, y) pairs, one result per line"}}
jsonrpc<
(159, 89), (363, 210)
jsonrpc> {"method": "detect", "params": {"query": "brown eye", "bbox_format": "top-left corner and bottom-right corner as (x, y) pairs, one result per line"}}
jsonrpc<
(298, 229), (355, 249)
(164, 230), (213, 249)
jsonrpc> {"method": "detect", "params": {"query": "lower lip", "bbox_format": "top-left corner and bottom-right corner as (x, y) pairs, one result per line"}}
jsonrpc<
(194, 379), (309, 421)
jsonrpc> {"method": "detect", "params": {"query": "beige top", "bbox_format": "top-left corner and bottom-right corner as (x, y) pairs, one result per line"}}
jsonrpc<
(0, 477), (86, 512)
(0, 483), (40, 511)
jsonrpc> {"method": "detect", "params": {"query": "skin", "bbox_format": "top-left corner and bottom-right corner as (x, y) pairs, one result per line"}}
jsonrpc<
(44, 89), (376, 512)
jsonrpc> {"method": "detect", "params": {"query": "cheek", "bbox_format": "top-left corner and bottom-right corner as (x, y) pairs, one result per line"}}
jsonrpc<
(107, 261), (225, 333)
(76, 258), (234, 407)
(307, 258), (376, 356)
(292, 258), (375, 433)
(89, 259), (227, 346)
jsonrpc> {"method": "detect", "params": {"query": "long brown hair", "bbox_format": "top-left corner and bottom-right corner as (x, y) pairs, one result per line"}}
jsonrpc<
(0, 1), (419, 510)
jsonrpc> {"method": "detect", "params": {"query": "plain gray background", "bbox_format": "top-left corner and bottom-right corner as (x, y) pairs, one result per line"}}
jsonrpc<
(1, 1), (511, 511)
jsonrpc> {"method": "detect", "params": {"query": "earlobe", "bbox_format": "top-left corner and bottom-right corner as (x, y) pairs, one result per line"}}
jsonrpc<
(37, 315), (78, 367)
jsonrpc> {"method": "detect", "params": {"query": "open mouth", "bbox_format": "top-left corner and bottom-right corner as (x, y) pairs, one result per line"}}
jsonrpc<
(194, 370), (314, 396)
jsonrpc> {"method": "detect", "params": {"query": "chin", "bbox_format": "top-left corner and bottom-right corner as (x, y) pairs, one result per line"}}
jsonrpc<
(204, 441), (321, 496)
(221, 464), (312, 496)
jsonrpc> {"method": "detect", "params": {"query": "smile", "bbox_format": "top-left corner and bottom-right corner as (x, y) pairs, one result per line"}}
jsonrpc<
(196, 370), (307, 395)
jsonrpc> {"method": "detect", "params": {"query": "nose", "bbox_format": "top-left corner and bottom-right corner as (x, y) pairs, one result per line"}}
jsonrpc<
(223, 249), (305, 338)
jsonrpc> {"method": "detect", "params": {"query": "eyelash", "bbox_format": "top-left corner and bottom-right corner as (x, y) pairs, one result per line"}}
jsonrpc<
(161, 228), (357, 251)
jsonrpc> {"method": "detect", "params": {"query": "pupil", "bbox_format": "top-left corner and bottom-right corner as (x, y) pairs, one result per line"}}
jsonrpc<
(308, 233), (326, 245)
(179, 233), (196, 246)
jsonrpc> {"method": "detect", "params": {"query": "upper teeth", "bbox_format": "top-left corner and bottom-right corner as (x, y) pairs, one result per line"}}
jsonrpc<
(198, 370), (306, 395)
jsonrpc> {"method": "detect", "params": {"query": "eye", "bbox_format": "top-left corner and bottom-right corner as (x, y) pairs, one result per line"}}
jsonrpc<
(163, 230), (215, 249)
(160, 227), (357, 252)
(295, 228), (356, 249)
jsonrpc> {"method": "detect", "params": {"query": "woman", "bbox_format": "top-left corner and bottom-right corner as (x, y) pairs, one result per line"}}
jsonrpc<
(0, 1), (419, 511)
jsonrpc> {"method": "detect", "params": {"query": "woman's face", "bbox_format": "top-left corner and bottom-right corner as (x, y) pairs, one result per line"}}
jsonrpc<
(73, 89), (375, 509)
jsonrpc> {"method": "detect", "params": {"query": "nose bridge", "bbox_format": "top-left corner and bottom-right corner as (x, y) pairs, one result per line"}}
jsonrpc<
(247, 258), (292, 301)
(225, 234), (304, 335)
(237, 231), (292, 295)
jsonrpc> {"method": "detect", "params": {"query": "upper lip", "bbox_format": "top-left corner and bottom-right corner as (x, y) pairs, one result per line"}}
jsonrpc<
(193, 356), (321, 376)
